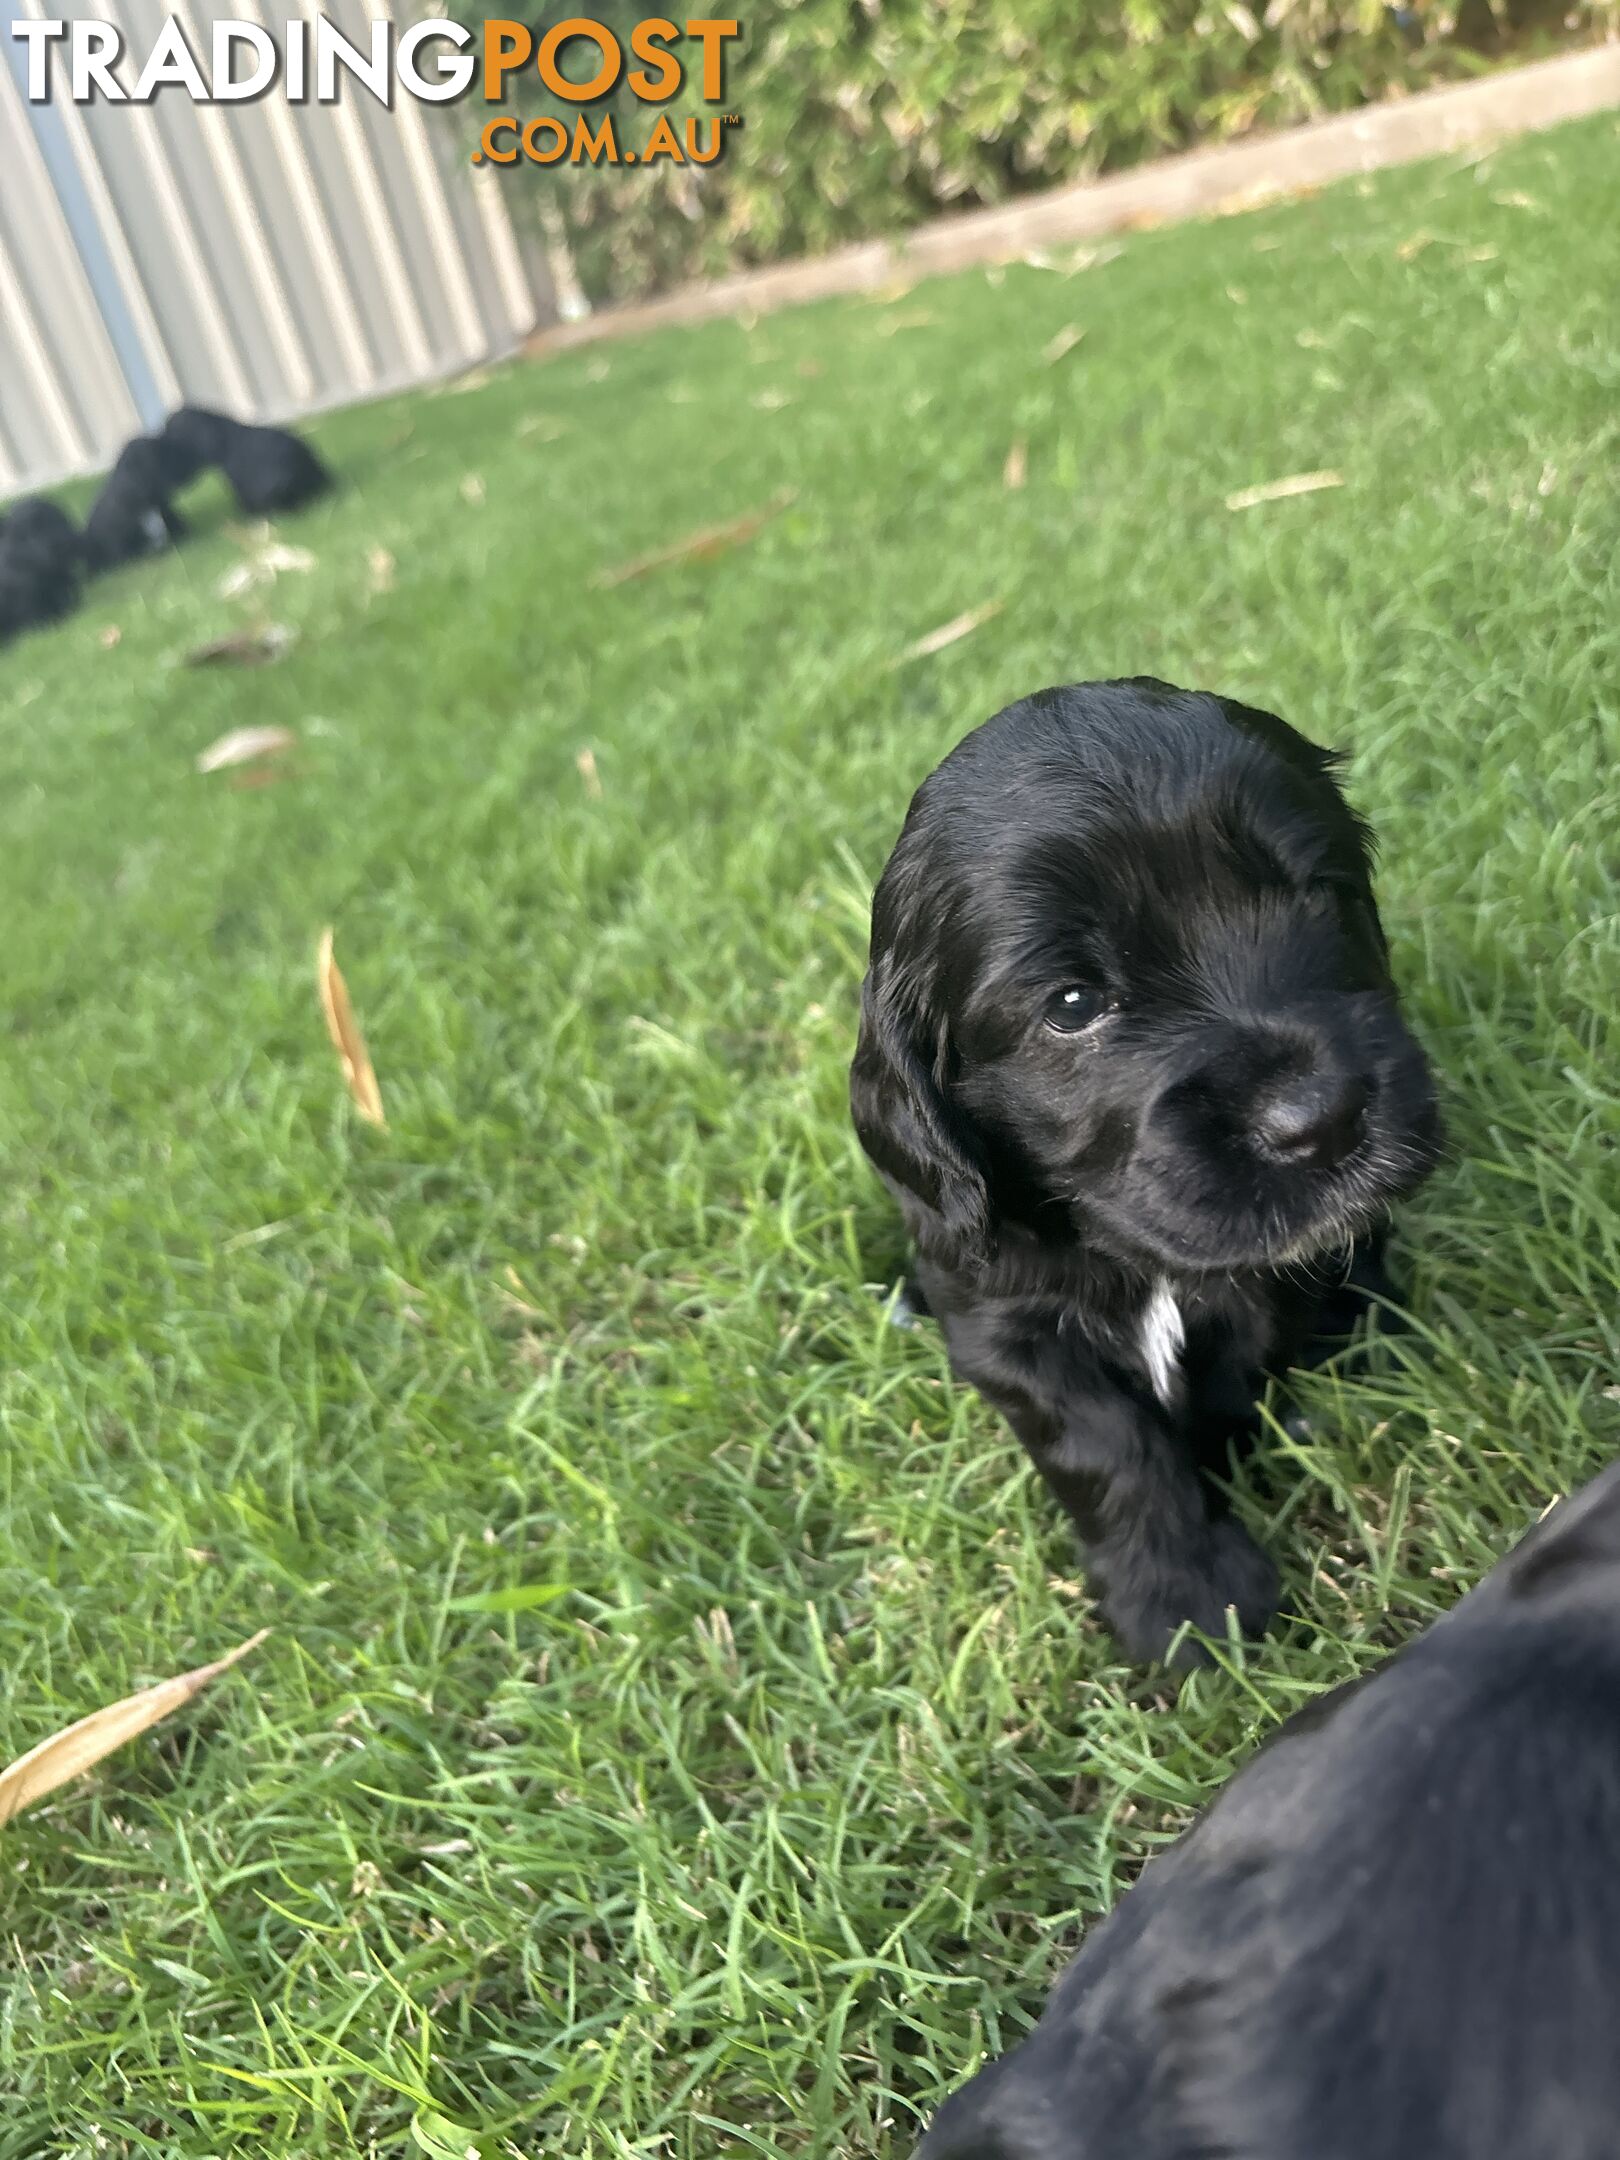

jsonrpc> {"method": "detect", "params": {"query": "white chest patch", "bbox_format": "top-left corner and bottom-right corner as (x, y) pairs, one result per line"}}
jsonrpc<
(1139, 1278), (1185, 1407)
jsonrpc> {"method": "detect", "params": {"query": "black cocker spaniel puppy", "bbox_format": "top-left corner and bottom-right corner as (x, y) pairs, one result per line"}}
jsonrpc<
(160, 406), (331, 517)
(916, 1459), (1620, 2160)
(80, 436), (191, 572)
(0, 497), (82, 641)
(2, 407), (330, 644)
(852, 679), (1440, 1663)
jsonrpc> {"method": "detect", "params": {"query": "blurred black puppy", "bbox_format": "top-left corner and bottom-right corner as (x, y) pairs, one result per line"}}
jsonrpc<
(161, 406), (331, 516)
(852, 680), (1440, 1662)
(917, 1460), (1620, 2160)
(80, 436), (189, 572)
(0, 496), (82, 641)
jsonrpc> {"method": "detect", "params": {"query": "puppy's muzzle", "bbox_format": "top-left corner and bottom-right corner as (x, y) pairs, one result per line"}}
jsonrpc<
(1253, 1068), (1371, 1171)
(1156, 1009), (1392, 1177)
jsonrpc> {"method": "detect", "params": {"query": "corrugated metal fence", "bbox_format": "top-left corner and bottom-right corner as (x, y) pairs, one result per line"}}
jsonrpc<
(0, 0), (559, 497)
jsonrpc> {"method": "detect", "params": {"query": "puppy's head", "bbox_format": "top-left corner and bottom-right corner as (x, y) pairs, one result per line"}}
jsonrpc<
(159, 407), (231, 485)
(3, 498), (80, 579)
(852, 680), (1440, 1276)
(111, 436), (188, 499)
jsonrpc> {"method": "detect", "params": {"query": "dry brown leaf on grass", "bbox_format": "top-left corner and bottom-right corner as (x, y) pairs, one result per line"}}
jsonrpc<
(217, 542), (316, 601)
(576, 747), (603, 800)
(0, 1631), (269, 1828)
(591, 488), (797, 590)
(1225, 470), (1344, 512)
(216, 562), (259, 602)
(185, 623), (295, 668)
(892, 599), (1004, 667)
(1041, 324), (1086, 366)
(367, 547), (396, 596)
(196, 725), (298, 775)
(501, 1263), (542, 1319)
(1003, 440), (1028, 491)
(316, 928), (387, 1128)
(1068, 242), (1124, 274)
(98, 624), (122, 650)
(1400, 234), (1499, 267)
(262, 543), (315, 576)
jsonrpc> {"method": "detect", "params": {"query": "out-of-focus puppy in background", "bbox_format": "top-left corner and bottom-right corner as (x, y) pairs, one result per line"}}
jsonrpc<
(0, 497), (83, 641)
(1, 406), (329, 645)
(916, 1458), (1620, 2160)
(161, 406), (332, 517)
(852, 679), (1441, 1663)
(80, 436), (190, 572)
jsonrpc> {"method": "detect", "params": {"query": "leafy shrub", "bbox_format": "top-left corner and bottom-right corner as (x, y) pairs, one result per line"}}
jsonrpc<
(474, 1), (1617, 302)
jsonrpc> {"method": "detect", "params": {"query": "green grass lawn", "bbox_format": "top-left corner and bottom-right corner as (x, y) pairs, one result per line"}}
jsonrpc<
(1, 111), (1617, 2159)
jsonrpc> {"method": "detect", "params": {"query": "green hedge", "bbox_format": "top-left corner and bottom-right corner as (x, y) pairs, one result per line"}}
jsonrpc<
(482, 3), (1616, 303)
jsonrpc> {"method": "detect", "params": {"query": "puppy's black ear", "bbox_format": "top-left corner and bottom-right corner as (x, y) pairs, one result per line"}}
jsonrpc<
(1217, 692), (1390, 960)
(851, 944), (992, 1268)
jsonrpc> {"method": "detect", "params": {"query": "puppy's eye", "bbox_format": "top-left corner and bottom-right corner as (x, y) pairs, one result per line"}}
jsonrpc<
(1044, 986), (1112, 1034)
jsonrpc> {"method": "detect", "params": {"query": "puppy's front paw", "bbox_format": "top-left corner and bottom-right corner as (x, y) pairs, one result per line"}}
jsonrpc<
(1098, 1517), (1280, 1668)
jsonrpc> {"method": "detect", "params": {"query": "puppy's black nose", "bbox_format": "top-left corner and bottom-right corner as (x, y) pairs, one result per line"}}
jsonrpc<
(1255, 1073), (1370, 1170)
